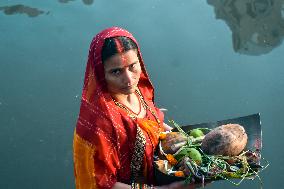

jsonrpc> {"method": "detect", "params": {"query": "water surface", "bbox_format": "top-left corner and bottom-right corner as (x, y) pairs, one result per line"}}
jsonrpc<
(1, 0), (283, 188)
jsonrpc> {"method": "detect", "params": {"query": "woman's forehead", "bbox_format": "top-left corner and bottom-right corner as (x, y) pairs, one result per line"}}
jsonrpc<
(104, 50), (139, 69)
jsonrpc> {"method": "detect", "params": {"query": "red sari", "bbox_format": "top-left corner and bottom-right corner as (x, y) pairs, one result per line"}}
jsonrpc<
(73, 27), (164, 189)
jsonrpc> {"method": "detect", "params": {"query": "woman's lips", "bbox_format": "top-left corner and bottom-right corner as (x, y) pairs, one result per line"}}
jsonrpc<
(122, 85), (135, 90)
(122, 86), (133, 90)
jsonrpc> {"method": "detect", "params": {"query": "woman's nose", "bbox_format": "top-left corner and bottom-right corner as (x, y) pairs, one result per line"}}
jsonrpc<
(123, 69), (134, 85)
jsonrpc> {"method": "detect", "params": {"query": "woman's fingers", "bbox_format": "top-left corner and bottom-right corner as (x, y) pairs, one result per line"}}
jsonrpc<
(163, 123), (173, 131)
(168, 181), (198, 189)
(165, 180), (212, 189)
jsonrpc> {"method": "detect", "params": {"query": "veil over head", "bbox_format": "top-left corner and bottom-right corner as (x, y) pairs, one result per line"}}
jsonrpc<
(81, 26), (154, 105)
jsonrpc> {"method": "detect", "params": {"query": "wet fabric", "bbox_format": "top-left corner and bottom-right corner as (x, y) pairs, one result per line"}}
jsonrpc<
(73, 27), (164, 189)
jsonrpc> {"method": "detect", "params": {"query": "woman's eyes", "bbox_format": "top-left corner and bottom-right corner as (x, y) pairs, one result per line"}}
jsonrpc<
(110, 64), (138, 76)
(111, 69), (121, 75)
(130, 63), (137, 69)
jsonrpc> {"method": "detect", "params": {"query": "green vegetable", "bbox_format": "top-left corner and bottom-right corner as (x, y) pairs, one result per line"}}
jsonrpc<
(175, 147), (202, 165)
(189, 129), (204, 138)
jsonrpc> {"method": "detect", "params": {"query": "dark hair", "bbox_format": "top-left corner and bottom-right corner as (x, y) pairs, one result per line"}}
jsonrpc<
(102, 36), (138, 63)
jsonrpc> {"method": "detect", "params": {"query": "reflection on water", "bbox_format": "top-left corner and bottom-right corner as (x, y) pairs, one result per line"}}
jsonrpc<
(208, 0), (284, 55)
(0, 0), (94, 17)
(58, 0), (94, 5)
(82, 0), (94, 5)
(58, 0), (76, 3)
(0, 4), (46, 17)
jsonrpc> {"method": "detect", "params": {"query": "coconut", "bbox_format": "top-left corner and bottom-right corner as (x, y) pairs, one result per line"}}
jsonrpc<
(201, 123), (248, 156)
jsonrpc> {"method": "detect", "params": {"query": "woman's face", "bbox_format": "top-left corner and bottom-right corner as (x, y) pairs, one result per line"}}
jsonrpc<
(103, 49), (142, 95)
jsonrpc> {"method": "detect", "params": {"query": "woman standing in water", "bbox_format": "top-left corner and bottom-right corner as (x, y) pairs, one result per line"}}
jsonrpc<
(73, 27), (200, 189)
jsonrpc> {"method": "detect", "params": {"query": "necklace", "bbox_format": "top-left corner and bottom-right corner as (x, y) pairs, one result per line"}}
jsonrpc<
(113, 92), (142, 117)
(113, 89), (161, 125)
(135, 89), (161, 125)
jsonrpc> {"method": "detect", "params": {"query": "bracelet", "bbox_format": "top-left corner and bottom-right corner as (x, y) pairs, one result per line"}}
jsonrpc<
(131, 182), (135, 189)
(130, 183), (155, 189)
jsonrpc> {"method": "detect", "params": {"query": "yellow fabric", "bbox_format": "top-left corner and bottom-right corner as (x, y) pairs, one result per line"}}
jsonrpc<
(137, 118), (163, 147)
(73, 131), (97, 189)
(137, 118), (163, 182)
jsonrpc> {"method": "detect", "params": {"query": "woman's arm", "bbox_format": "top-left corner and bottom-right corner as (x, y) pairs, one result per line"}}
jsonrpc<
(112, 181), (204, 189)
(112, 182), (131, 189)
(156, 181), (201, 189)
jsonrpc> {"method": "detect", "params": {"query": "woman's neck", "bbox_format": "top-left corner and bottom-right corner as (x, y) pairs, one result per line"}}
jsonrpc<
(111, 90), (147, 118)
(111, 92), (137, 105)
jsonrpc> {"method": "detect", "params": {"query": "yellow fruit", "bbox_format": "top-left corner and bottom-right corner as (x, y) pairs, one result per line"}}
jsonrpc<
(174, 171), (185, 177)
(166, 154), (178, 165)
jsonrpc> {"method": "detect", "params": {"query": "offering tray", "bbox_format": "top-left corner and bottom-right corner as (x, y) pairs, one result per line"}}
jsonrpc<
(154, 113), (268, 186)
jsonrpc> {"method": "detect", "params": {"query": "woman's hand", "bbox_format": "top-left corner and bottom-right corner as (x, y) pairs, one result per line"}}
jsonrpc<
(156, 180), (209, 189)
(111, 181), (210, 189)
(163, 122), (173, 131)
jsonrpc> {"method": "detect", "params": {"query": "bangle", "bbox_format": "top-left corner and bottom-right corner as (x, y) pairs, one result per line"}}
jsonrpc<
(131, 183), (155, 189)
(144, 184), (155, 189)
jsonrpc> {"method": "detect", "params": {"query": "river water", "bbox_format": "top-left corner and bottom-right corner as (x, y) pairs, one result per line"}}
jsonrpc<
(1, 0), (283, 188)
